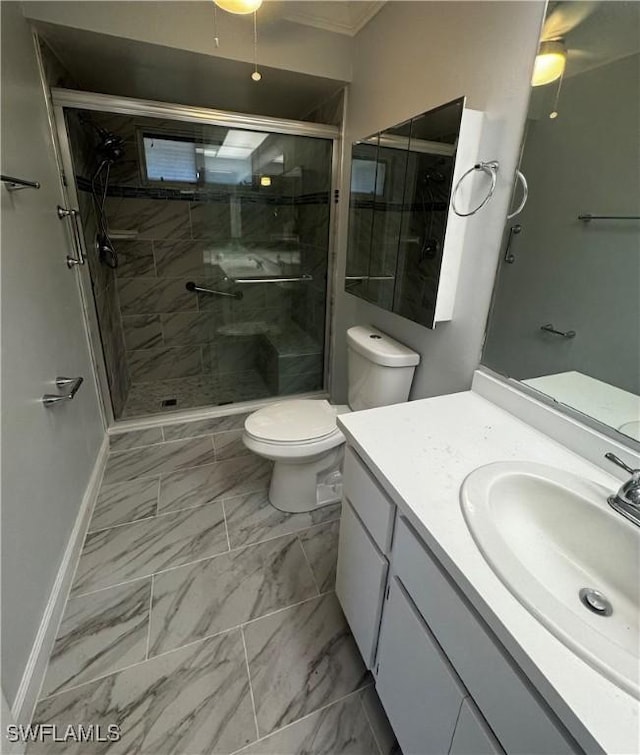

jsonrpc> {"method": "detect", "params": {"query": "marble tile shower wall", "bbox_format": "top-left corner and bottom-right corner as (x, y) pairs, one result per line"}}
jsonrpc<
(103, 195), (297, 386)
(67, 110), (333, 416)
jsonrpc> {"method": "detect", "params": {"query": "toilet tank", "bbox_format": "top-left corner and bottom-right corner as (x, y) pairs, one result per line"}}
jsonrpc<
(347, 326), (420, 411)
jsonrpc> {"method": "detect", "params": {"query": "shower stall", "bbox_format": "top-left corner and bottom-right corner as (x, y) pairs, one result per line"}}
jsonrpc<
(51, 91), (338, 423)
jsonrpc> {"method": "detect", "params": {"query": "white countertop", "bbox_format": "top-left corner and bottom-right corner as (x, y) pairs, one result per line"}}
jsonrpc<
(337, 390), (639, 755)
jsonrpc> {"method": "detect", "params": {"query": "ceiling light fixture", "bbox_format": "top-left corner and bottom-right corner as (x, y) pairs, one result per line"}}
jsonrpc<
(214, 0), (262, 15)
(531, 40), (567, 87)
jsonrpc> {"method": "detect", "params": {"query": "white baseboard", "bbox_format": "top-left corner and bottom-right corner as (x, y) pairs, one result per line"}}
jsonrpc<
(9, 435), (109, 731)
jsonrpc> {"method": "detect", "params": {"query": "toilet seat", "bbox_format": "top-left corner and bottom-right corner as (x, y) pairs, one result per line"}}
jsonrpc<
(243, 399), (345, 461)
(245, 399), (338, 444)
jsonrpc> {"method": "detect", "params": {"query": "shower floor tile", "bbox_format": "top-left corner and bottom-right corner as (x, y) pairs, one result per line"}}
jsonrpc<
(34, 432), (396, 754)
(120, 370), (272, 420)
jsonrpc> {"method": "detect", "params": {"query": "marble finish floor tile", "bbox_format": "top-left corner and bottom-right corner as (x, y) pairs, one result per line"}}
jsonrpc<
(149, 534), (317, 656)
(299, 520), (340, 593)
(30, 631), (256, 755)
(225, 491), (341, 549)
(72, 503), (227, 596)
(233, 690), (379, 755)
(244, 592), (369, 737)
(103, 436), (215, 485)
(214, 429), (252, 461)
(158, 455), (271, 514)
(360, 685), (399, 755)
(41, 580), (152, 698)
(89, 478), (159, 533)
(109, 427), (163, 452)
(163, 413), (250, 441)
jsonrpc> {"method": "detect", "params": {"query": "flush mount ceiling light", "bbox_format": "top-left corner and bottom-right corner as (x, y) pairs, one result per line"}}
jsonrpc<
(531, 40), (567, 87)
(214, 0), (262, 14)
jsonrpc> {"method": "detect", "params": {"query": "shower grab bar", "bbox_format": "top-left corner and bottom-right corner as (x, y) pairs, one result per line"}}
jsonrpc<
(42, 376), (84, 406)
(578, 214), (640, 222)
(540, 323), (576, 339)
(1, 174), (41, 192)
(185, 281), (243, 300)
(57, 205), (85, 268)
(345, 275), (396, 281)
(227, 274), (313, 284)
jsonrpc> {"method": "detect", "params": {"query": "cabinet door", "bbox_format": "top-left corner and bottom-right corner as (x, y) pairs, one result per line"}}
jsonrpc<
(336, 500), (389, 668)
(376, 578), (465, 755)
(449, 699), (504, 755)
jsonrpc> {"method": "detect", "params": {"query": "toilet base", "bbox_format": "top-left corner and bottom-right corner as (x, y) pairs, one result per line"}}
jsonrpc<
(268, 447), (344, 513)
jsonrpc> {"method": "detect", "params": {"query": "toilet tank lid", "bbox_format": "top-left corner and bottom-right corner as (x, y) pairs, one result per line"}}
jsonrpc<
(347, 326), (420, 367)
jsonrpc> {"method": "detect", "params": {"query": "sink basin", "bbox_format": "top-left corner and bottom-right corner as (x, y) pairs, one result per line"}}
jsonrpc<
(460, 461), (640, 698)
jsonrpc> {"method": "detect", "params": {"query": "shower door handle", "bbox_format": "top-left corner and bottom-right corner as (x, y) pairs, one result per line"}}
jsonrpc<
(58, 205), (85, 268)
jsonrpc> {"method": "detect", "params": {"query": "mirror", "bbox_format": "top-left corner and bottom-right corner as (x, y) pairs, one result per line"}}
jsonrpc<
(483, 1), (640, 442)
(345, 98), (467, 328)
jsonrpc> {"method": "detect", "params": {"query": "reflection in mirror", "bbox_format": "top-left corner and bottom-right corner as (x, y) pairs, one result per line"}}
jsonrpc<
(345, 98), (465, 327)
(482, 1), (640, 442)
(392, 100), (462, 324)
(346, 135), (380, 302)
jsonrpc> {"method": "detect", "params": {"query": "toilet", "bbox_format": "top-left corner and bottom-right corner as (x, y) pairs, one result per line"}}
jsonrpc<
(243, 326), (420, 513)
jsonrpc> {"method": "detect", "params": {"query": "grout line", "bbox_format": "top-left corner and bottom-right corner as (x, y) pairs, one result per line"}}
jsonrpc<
(227, 686), (375, 755)
(221, 499), (232, 553)
(360, 691), (385, 755)
(297, 534), (321, 596)
(240, 627), (260, 743)
(73, 505), (338, 597)
(155, 477), (161, 516)
(87, 512), (157, 536)
(36, 624), (236, 703)
(145, 574), (154, 660)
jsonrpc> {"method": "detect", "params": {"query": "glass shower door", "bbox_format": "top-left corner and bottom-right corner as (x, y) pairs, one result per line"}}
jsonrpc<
(64, 106), (333, 420)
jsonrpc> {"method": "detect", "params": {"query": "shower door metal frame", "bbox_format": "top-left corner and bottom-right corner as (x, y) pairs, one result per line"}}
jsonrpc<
(50, 88), (341, 427)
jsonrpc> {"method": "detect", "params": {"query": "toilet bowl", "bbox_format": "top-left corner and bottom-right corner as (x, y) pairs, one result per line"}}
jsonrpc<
(243, 399), (347, 513)
(243, 326), (420, 513)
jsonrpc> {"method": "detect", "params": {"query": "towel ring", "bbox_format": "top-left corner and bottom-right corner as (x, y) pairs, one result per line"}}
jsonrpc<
(451, 161), (499, 217)
(507, 169), (529, 219)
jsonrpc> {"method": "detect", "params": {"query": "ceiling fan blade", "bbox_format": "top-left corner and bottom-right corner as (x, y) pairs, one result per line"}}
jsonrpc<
(542, 0), (600, 39)
(567, 48), (598, 62)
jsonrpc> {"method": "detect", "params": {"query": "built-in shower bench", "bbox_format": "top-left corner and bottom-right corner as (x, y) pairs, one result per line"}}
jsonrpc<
(257, 323), (323, 395)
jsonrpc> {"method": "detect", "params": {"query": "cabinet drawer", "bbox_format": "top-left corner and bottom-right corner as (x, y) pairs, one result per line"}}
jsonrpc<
(343, 446), (395, 552)
(449, 698), (504, 755)
(393, 516), (578, 755)
(336, 500), (389, 668)
(376, 577), (466, 755)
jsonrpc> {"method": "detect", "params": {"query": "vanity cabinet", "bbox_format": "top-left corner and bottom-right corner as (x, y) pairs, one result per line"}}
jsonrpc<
(449, 699), (504, 755)
(335, 500), (388, 667)
(336, 445), (579, 755)
(336, 447), (395, 667)
(375, 577), (466, 755)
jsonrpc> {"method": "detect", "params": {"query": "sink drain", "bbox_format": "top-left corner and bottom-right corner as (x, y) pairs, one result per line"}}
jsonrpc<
(579, 588), (613, 617)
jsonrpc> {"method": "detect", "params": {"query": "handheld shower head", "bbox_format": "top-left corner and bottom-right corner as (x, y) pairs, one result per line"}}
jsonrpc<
(96, 129), (125, 163)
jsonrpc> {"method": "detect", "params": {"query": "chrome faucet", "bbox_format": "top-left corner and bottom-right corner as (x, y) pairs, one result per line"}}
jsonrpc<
(605, 453), (640, 527)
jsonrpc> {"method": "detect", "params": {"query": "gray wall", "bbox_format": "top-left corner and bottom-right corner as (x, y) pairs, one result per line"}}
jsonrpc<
(22, 0), (352, 83)
(483, 53), (640, 395)
(1, 1), (104, 707)
(331, 1), (546, 402)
